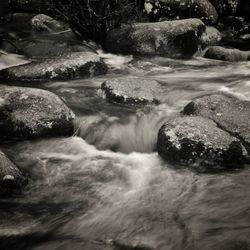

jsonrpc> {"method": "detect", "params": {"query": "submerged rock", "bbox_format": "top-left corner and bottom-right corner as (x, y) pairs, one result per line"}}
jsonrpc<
(101, 78), (161, 105)
(1, 52), (108, 81)
(157, 116), (246, 167)
(0, 85), (75, 139)
(204, 46), (250, 61)
(183, 94), (250, 153)
(200, 26), (222, 47)
(31, 14), (67, 32)
(0, 150), (27, 197)
(144, 0), (218, 24)
(105, 19), (205, 58)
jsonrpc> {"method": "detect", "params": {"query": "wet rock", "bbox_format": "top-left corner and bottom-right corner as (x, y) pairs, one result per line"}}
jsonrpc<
(1, 52), (108, 82)
(200, 26), (222, 47)
(144, 0), (218, 24)
(204, 46), (250, 61)
(106, 19), (205, 58)
(0, 150), (27, 197)
(3, 39), (95, 59)
(31, 14), (67, 32)
(101, 78), (161, 105)
(157, 116), (246, 167)
(0, 85), (75, 139)
(183, 94), (250, 153)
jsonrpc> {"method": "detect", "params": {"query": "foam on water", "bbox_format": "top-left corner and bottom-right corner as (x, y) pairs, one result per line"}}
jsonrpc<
(1, 52), (250, 250)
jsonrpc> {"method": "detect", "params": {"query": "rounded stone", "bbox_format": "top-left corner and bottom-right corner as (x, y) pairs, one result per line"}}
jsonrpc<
(0, 85), (76, 139)
(1, 52), (108, 81)
(0, 150), (27, 197)
(157, 116), (246, 167)
(101, 78), (161, 105)
(183, 94), (250, 153)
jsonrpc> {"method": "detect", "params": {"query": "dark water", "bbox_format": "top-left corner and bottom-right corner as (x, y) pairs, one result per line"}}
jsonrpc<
(1, 45), (250, 250)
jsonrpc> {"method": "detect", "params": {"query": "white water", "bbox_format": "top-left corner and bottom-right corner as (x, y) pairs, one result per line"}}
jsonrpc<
(1, 52), (250, 250)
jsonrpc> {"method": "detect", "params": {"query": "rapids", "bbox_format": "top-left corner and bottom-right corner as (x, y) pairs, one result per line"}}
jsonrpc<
(1, 50), (250, 250)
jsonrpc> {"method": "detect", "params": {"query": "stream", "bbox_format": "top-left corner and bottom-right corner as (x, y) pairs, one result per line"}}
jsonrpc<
(1, 44), (250, 250)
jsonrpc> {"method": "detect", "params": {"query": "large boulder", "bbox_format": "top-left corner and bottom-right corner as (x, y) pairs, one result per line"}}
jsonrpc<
(0, 86), (76, 139)
(31, 14), (67, 32)
(0, 150), (27, 197)
(144, 0), (218, 24)
(157, 116), (246, 167)
(101, 78), (161, 105)
(105, 19), (205, 58)
(2, 39), (95, 59)
(183, 94), (250, 153)
(0, 52), (108, 82)
(204, 46), (250, 61)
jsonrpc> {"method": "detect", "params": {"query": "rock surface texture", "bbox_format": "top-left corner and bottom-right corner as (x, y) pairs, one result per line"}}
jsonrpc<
(101, 78), (161, 105)
(204, 46), (250, 61)
(1, 52), (107, 81)
(183, 94), (250, 153)
(157, 116), (246, 168)
(106, 19), (205, 58)
(0, 150), (27, 197)
(144, 0), (218, 24)
(200, 26), (222, 47)
(31, 14), (67, 32)
(5, 39), (95, 59)
(0, 86), (76, 139)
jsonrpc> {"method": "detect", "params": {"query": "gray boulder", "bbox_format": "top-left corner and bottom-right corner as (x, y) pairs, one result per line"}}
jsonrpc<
(0, 150), (27, 197)
(204, 46), (250, 61)
(31, 14), (67, 32)
(101, 78), (161, 105)
(144, 0), (218, 24)
(3, 39), (95, 59)
(0, 85), (75, 139)
(183, 94), (250, 153)
(1, 52), (108, 82)
(105, 18), (205, 58)
(157, 116), (246, 167)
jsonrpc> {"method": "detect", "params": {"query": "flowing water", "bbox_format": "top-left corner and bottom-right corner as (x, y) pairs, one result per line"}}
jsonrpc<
(1, 40), (250, 250)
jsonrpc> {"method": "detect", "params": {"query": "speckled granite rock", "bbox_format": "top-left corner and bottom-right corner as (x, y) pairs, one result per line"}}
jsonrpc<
(101, 78), (161, 105)
(105, 19), (205, 58)
(183, 94), (250, 153)
(1, 52), (108, 82)
(0, 150), (27, 197)
(157, 116), (246, 167)
(0, 85), (75, 139)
